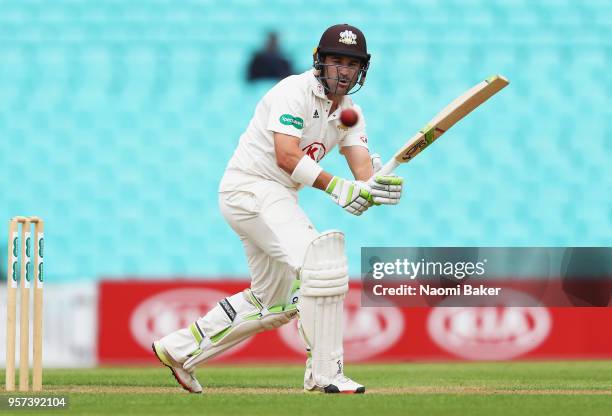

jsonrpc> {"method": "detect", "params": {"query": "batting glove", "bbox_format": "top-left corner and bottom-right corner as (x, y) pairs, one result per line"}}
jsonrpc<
(366, 174), (404, 205)
(326, 176), (374, 216)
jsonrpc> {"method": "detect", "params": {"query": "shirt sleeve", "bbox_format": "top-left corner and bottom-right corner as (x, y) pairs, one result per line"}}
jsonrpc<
(339, 104), (369, 150)
(266, 81), (306, 138)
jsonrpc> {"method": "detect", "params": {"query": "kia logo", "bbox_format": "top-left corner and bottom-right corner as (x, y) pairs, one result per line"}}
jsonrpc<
(302, 142), (327, 162)
(279, 289), (404, 361)
(428, 301), (551, 360)
(130, 288), (253, 355)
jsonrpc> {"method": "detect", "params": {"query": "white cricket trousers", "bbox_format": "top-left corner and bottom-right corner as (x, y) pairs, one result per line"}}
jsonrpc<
(219, 180), (320, 307)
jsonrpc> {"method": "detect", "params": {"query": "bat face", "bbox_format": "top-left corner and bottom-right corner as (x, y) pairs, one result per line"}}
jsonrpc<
(398, 125), (446, 162)
(380, 75), (509, 175)
(399, 136), (427, 162)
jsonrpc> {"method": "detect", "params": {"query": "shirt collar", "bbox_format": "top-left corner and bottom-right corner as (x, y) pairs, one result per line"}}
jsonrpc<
(308, 69), (353, 109)
(309, 70), (329, 99)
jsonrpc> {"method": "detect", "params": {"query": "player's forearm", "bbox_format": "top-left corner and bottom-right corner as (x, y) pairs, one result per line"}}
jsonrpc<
(342, 145), (373, 181)
(282, 152), (332, 191)
(313, 171), (333, 191)
(350, 163), (373, 182)
(276, 150), (305, 175)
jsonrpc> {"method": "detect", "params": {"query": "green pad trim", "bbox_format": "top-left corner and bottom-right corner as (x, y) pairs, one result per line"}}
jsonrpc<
(246, 290), (264, 311)
(190, 323), (203, 344)
(326, 176), (339, 194)
(188, 348), (202, 359)
(291, 279), (300, 294)
(244, 312), (262, 321)
(375, 175), (403, 185)
(210, 326), (232, 344)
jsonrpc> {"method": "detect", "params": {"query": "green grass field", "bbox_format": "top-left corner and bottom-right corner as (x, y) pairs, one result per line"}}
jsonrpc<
(2, 361), (612, 415)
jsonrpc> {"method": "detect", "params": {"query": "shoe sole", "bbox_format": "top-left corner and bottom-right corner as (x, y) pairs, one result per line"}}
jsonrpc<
(152, 342), (202, 394)
(306, 386), (366, 394)
(334, 387), (366, 394)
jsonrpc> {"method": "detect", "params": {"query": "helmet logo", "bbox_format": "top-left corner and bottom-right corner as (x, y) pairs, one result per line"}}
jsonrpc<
(339, 30), (357, 45)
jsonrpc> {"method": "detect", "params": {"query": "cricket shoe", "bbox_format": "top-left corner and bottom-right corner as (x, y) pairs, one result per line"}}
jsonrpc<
(323, 373), (365, 394)
(152, 341), (203, 394)
(305, 373), (365, 394)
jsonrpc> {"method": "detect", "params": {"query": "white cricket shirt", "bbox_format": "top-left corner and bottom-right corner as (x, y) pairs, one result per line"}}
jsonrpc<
(219, 69), (369, 192)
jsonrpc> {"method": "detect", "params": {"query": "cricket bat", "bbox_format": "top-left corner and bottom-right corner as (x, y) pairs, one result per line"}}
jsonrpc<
(378, 75), (509, 176)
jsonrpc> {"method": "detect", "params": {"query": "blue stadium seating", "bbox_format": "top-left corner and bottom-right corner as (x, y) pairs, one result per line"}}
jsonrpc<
(1, 0), (611, 281)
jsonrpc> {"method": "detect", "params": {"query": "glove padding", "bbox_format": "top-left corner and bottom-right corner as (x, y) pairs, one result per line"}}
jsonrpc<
(367, 174), (403, 205)
(326, 176), (373, 216)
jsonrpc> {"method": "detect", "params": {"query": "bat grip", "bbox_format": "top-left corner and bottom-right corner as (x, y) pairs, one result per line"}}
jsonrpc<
(377, 159), (400, 176)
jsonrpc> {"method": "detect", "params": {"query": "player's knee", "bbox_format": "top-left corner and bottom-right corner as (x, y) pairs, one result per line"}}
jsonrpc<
(260, 309), (297, 329)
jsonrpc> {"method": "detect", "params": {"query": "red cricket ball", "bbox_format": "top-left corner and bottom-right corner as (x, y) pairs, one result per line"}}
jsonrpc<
(340, 108), (359, 127)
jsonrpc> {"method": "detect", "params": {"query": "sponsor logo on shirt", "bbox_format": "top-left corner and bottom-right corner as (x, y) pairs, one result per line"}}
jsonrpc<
(280, 114), (304, 130)
(313, 109), (319, 119)
(302, 142), (327, 162)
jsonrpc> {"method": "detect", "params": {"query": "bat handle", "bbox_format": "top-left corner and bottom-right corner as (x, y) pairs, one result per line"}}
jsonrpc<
(377, 159), (400, 176)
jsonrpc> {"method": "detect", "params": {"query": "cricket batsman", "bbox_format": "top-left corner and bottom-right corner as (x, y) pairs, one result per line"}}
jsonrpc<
(153, 23), (404, 394)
